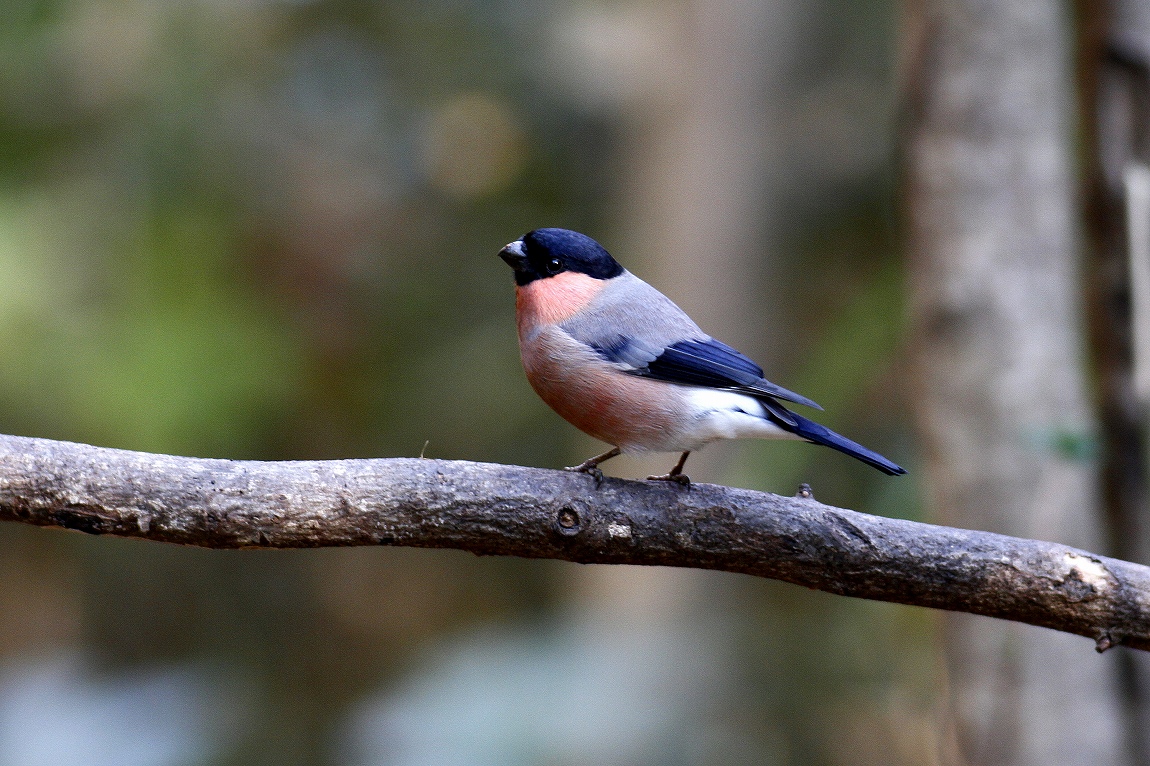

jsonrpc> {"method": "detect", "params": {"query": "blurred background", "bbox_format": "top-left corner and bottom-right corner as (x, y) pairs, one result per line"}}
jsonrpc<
(0, 0), (1135, 764)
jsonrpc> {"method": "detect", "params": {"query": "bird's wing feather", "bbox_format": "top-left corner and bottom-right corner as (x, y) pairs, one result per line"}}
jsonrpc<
(584, 334), (663, 369)
(635, 338), (822, 410)
(583, 335), (822, 412)
(559, 272), (822, 411)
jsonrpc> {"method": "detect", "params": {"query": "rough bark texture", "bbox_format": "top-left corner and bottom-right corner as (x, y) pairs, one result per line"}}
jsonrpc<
(2, 433), (1150, 652)
(904, 0), (1127, 762)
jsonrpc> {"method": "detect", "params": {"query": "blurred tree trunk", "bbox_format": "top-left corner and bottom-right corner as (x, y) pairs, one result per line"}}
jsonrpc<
(561, 0), (801, 762)
(610, 0), (790, 482)
(904, 0), (1128, 764)
(1081, 0), (1150, 761)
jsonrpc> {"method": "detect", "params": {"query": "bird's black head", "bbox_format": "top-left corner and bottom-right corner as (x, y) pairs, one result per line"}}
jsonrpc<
(499, 228), (625, 286)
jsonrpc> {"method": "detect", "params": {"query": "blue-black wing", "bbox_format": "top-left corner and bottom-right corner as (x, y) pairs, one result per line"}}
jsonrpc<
(590, 336), (822, 411)
(585, 333), (905, 474)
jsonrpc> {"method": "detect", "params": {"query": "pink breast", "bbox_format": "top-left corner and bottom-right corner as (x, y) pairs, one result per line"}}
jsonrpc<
(515, 272), (606, 331)
(519, 326), (689, 452)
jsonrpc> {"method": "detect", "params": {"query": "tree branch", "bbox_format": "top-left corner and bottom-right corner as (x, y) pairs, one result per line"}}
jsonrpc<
(0, 433), (1147, 652)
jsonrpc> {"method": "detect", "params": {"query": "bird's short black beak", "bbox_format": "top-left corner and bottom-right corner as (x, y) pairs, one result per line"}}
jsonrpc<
(499, 239), (528, 270)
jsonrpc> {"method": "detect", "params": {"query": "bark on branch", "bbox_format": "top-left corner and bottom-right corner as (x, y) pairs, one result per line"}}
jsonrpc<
(1, 433), (1148, 652)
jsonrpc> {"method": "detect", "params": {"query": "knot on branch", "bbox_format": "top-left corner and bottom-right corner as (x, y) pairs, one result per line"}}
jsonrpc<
(555, 507), (581, 536)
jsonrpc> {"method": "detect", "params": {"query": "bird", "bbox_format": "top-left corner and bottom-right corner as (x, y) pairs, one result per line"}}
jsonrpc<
(498, 227), (906, 485)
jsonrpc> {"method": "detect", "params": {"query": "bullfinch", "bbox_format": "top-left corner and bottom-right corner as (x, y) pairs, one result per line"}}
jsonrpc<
(499, 227), (906, 484)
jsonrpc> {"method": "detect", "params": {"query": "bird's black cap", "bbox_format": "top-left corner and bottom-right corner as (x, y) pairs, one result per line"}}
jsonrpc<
(499, 228), (624, 286)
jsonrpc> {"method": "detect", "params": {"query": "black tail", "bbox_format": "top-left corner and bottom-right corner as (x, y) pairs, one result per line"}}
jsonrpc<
(781, 410), (906, 476)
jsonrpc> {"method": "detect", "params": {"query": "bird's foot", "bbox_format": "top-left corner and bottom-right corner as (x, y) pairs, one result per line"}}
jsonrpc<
(565, 462), (605, 485)
(648, 451), (691, 487)
(647, 472), (691, 487)
(564, 447), (621, 487)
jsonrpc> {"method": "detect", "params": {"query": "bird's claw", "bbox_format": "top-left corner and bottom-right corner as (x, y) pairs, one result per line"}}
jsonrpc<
(647, 472), (690, 487)
(566, 463), (605, 485)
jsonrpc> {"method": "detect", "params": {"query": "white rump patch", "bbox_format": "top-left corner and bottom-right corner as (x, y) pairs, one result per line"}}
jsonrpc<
(682, 388), (799, 446)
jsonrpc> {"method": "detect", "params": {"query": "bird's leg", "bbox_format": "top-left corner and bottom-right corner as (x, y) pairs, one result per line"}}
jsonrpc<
(648, 451), (691, 486)
(566, 446), (622, 484)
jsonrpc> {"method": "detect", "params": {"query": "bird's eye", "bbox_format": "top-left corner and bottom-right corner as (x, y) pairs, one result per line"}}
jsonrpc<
(547, 258), (563, 273)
